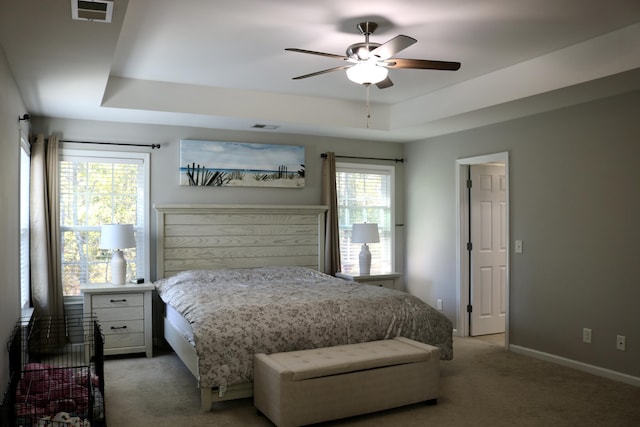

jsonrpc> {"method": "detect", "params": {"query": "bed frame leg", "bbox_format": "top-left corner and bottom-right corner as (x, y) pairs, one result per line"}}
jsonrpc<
(201, 388), (213, 411)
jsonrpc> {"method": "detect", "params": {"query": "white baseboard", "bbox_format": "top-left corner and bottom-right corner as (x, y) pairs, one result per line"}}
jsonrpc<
(510, 344), (640, 387)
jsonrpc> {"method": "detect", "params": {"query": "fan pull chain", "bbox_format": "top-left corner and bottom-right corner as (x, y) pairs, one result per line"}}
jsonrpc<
(365, 83), (371, 128)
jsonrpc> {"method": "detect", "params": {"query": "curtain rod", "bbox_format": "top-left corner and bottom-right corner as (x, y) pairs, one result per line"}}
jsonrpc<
(60, 140), (161, 149)
(320, 153), (404, 163)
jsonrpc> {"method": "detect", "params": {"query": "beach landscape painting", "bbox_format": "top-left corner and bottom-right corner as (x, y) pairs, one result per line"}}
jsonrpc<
(179, 139), (305, 188)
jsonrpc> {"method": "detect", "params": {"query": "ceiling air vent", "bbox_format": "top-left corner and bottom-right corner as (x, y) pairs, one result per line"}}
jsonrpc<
(71, 0), (114, 23)
(252, 124), (280, 130)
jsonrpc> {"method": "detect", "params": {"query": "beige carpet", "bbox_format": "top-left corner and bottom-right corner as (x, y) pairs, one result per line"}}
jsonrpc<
(104, 337), (640, 426)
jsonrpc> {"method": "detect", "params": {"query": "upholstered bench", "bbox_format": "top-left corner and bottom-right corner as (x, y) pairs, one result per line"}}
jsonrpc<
(253, 337), (440, 427)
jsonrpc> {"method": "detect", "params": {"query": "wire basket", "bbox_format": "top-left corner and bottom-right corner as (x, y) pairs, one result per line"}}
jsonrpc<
(2, 314), (105, 427)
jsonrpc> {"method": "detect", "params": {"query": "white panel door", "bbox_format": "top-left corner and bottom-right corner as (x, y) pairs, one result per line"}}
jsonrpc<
(470, 164), (506, 336)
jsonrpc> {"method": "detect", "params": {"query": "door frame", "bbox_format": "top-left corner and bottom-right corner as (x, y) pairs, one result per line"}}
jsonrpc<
(455, 152), (510, 348)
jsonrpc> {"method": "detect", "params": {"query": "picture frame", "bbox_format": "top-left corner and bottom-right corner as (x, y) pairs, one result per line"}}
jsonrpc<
(179, 139), (305, 188)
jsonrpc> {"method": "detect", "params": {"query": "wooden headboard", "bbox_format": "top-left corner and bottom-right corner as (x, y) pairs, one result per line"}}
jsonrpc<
(154, 204), (328, 279)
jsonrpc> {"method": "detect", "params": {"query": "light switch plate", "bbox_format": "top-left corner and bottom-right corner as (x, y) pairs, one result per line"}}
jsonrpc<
(515, 240), (523, 253)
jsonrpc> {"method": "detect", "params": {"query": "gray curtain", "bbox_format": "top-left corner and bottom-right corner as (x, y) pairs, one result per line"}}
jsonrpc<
(321, 152), (341, 275)
(30, 134), (64, 319)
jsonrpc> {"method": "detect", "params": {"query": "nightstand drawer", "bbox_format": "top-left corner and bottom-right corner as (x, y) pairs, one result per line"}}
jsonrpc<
(93, 306), (143, 322)
(104, 332), (145, 349)
(363, 279), (395, 289)
(101, 319), (145, 349)
(92, 293), (144, 308)
(335, 272), (402, 290)
(101, 319), (144, 335)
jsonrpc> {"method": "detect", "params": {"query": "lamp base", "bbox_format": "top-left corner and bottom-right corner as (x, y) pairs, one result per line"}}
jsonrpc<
(359, 244), (372, 275)
(111, 250), (127, 285)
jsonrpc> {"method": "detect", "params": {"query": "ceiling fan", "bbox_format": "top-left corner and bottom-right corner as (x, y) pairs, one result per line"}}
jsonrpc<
(286, 21), (461, 89)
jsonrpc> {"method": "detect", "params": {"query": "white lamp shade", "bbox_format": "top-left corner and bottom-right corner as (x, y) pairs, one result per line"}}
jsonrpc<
(351, 223), (380, 244)
(100, 224), (136, 249)
(346, 61), (389, 85)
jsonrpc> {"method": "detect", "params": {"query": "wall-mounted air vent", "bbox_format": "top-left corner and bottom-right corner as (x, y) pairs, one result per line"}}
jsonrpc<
(71, 0), (114, 23)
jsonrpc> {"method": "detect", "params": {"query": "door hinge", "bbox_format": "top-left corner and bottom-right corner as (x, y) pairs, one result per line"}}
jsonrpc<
(466, 242), (473, 251)
(467, 304), (473, 313)
(466, 179), (472, 188)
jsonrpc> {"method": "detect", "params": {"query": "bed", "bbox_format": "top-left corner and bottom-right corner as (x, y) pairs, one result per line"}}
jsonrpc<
(153, 204), (453, 410)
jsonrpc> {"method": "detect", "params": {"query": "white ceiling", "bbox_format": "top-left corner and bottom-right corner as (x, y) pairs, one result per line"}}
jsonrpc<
(1, 0), (640, 142)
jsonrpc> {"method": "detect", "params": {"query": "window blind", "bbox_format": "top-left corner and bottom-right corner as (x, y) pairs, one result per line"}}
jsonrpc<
(59, 150), (148, 295)
(336, 163), (394, 274)
(20, 144), (30, 308)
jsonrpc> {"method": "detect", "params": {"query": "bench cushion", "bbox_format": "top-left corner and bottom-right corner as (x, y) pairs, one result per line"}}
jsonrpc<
(266, 336), (438, 381)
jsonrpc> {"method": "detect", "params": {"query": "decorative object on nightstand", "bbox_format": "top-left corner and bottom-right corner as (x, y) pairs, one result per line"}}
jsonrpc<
(100, 224), (135, 285)
(351, 223), (379, 275)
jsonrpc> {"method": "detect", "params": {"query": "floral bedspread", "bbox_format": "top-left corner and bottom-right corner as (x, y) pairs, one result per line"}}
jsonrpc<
(154, 266), (453, 390)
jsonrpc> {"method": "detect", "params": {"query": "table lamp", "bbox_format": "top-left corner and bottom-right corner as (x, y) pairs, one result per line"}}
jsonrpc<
(351, 223), (380, 275)
(100, 224), (135, 285)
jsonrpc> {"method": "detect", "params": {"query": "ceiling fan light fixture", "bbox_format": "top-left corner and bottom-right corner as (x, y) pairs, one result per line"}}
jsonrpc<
(346, 61), (388, 85)
(287, 21), (460, 89)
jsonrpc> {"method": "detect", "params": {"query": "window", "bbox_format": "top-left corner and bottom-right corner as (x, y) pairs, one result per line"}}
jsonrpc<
(20, 136), (30, 309)
(336, 163), (395, 274)
(59, 149), (149, 296)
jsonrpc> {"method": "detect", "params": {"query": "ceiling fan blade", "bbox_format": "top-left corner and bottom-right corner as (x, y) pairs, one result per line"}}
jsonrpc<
(386, 58), (461, 71)
(285, 48), (348, 60)
(370, 35), (417, 60)
(291, 65), (352, 80)
(375, 76), (394, 89)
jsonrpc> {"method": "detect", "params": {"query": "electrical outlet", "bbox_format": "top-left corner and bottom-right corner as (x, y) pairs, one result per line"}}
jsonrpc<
(616, 335), (626, 351)
(582, 328), (592, 344)
(436, 299), (443, 311)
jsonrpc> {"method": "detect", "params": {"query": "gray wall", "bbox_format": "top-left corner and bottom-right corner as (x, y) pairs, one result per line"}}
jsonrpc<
(32, 119), (406, 351)
(34, 118), (406, 281)
(0, 47), (26, 398)
(0, 109), (404, 397)
(3, 38), (638, 394)
(405, 89), (640, 378)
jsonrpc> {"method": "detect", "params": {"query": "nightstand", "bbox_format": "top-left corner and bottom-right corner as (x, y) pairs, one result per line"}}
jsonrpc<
(81, 283), (154, 358)
(335, 272), (402, 290)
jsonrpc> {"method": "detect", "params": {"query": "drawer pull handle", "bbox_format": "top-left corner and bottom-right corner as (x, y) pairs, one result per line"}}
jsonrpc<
(110, 326), (128, 330)
(110, 299), (127, 303)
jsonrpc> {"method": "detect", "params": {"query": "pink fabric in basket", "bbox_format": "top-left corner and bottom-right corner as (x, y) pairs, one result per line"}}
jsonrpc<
(16, 363), (93, 418)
